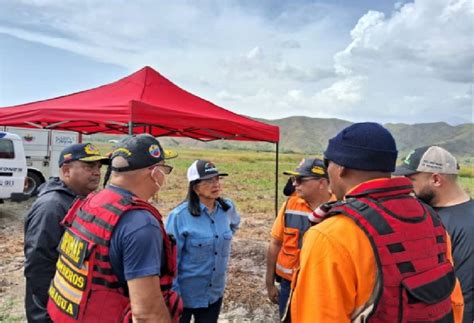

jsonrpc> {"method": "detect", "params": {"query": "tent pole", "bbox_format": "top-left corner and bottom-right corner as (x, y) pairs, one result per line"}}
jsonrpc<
(128, 122), (133, 136)
(275, 142), (279, 217)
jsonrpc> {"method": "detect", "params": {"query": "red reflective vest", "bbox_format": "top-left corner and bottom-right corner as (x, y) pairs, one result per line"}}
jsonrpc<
(276, 196), (312, 281)
(47, 188), (182, 322)
(325, 177), (455, 322)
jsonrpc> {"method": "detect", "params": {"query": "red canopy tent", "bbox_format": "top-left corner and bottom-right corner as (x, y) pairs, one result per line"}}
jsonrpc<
(0, 66), (279, 142)
(0, 66), (281, 212)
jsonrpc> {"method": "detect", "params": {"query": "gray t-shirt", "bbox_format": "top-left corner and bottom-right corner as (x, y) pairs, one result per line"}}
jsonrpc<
(435, 199), (473, 323)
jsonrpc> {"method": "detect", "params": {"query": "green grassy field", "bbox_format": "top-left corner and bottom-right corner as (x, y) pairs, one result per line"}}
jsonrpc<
(92, 143), (473, 215)
(93, 143), (306, 215)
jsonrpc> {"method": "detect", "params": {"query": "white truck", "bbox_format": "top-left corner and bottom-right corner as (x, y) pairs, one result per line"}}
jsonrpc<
(0, 131), (29, 202)
(1, 127), (80, 197)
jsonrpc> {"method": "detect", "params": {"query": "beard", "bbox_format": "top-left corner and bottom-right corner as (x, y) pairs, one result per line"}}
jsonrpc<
(416, 187), (435, 205)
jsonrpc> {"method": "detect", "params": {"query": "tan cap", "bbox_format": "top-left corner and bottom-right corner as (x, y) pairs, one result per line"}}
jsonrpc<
(394, 146), (459, 176)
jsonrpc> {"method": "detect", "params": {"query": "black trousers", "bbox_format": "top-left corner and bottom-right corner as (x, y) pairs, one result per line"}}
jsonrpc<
(179, 297), (223, 323)
(25, 278), (52, 323)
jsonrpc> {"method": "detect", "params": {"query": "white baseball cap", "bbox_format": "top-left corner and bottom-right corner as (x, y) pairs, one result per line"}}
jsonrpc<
(187, 159), (228, 182)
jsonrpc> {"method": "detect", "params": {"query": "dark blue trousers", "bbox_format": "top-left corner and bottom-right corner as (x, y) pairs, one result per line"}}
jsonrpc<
(279, 278), (291, 319)
(179, 297), (223, 323)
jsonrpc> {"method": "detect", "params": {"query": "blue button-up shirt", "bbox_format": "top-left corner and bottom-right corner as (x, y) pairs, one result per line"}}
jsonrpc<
(165, 198), (240, 308)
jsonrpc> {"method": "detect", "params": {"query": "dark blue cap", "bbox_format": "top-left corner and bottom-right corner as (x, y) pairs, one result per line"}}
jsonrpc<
(324, 122), (398, 172)
(59, 143), (108, 167)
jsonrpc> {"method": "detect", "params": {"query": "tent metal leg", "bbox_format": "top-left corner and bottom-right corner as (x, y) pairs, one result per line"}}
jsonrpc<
(275, 142), (279, 217)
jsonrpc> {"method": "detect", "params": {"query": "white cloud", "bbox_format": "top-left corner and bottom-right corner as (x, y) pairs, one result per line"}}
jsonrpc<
(216, 90), (243, 102)
(0, 25), (137, 66)
(287, 90), (303, 102)
(0, 0), (472, 124)
(334, 0), (473, 83)
(326, 0), (473, 124)
(313, 76), (366, 105)
(334, 10), (385, 76)
(246, 47), (263, 60)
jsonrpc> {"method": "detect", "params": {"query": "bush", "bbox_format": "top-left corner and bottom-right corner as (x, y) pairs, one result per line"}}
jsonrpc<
(459, 165), (474, 178)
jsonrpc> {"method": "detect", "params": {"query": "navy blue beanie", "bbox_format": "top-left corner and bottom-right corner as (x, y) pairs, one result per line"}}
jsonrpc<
(324, 122), (398, 172)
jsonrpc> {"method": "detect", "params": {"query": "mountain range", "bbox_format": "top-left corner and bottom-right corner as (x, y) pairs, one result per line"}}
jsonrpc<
(90, 116), (473, 158)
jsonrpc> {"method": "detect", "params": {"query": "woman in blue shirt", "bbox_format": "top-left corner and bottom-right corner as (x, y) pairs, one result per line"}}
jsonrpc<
(166, 159), (240, 323)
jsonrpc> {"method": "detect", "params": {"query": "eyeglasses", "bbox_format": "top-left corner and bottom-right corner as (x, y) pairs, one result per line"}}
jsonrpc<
(199, 176), (221, 185)
(149, 164), (173, 175)
(291, 176), (319, 185)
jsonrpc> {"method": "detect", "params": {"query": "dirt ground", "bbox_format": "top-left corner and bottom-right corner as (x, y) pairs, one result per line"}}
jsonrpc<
(0, 199), (279, 322)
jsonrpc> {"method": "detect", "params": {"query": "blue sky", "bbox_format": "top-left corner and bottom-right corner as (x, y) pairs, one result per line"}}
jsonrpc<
(0, 0), (472, 124)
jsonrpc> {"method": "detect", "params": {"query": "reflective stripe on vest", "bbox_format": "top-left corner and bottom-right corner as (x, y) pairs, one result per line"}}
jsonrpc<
(48, 188), (183, 322)
(325, 177), (455, 323)
(276, 263), (294, 275)
(55, 256), (88, 292)
(52, 272), (83, 303)
(284, 209), (312, 249)
(276, 196), (313, 281)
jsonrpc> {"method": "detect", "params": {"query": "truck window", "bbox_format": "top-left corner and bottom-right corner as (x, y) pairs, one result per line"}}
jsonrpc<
(0, 139), (15, 159)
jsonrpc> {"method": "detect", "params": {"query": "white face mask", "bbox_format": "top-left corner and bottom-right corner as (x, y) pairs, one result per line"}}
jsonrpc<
(151, 166), (166, 190)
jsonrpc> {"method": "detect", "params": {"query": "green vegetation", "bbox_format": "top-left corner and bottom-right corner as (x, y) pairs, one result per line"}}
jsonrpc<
(459, 165), (474, 178)
(93, 145), (473, 217)
(0, 297), (24, 322)
(458, 177), (473, 196)
(156, 148), (305, 216)
(458, 165), (473, 196)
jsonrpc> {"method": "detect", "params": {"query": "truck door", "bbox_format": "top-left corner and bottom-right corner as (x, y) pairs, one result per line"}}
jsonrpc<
(5, 127), (49, 196)
(0, 132), (28, 202)
(50, 131), (79, 177)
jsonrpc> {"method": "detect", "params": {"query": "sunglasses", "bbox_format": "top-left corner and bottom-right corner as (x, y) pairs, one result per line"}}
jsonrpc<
(149, 164), (173, 175)
(323, 158), (330, 168)
(291, 176), (319, 185)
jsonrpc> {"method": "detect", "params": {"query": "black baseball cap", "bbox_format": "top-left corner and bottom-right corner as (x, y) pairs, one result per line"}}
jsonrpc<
(283, 158), (328, 178)
(187, 159), (228, 182)
(110, 134), (176, 172)
(58, 143), (109, 167)
(393, 146), (460, 176)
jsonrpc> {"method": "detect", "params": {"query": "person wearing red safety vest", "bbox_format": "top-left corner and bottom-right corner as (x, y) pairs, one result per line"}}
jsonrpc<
(290, 122), (464, 323)
(265, 158), (331, 320)
(47, 134), (182, 322)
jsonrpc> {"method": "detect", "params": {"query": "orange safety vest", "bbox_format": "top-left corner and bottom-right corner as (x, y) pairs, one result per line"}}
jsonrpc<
(276, 196), (312, 281)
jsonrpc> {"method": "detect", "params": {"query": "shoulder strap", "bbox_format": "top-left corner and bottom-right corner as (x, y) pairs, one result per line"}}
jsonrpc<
(344, 199), (394, 235)
(61, 195), (88, 227)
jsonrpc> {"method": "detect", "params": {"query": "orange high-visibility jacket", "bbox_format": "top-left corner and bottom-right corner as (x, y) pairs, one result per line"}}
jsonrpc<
(271, 195), (312, 281)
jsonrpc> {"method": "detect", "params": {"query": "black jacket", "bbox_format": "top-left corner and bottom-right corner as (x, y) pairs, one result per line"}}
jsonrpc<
(24, 178), (78, 323)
